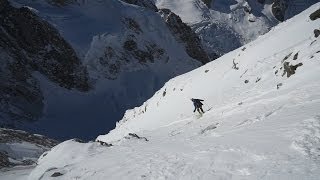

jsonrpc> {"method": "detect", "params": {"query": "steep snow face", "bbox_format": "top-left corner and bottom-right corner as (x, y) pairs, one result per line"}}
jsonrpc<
(24, 4), (320, 180)
(5, 0), (202, 140)
(98, 2), (320, 143)
(154, 0), (318, 58)
(83, 2), (201, 80)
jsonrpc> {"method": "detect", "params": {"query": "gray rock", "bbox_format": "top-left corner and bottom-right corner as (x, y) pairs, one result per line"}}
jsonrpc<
(282, 62), (303, 78)
(0, 128), (58, 147)
(272, 0), (288, 22)
(51, 172), (64, 177)
(126, 133), (149, 141)
(293, 52), (299, 60)
(0, 151), (10, 169)
(314, 29), (320, 38)
(310, 8), (320, 21)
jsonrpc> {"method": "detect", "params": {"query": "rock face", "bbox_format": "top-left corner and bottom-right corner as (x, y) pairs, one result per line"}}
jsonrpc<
(0, 128), (59, 168)
(121, 0), (158, 11)
(0, 0), (89, 125)
(159, 9), (210, 64)
(271, 0), (319, 22)
(85, 16), (169, 80)
(272, 0), (288, 21)
(310, 8), (320, 21)
(121, 0), (210, 63)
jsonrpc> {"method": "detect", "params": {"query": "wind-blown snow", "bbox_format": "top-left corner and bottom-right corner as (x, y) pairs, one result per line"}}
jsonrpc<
(21, 3), (320, 180)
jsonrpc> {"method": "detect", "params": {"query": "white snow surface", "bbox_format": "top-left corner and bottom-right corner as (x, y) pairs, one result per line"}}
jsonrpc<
(24, 4), (320, 180)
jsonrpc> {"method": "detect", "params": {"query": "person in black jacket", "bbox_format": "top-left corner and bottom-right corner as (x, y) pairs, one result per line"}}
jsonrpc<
(191, 98), (205, 114)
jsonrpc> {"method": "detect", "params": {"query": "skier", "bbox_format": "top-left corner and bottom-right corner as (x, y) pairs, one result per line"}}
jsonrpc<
(191, 98), (205, 114)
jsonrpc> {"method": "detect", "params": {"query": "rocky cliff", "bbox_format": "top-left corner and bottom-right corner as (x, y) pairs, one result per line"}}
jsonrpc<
(159, 8), (211, 64)
(0, 0), (89, 126)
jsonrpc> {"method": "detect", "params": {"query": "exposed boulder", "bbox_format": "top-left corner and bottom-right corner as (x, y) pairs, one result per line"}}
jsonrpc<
(159, 9), (210, 64)
(310, 8), (320, 20)
(282, 62), (303, 78)
(51, 172), (64, 177)
(314, 29), (320, 38)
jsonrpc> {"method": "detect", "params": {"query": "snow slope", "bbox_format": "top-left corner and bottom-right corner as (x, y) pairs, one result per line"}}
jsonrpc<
(22, 4), (320, 180)
(5, 0), (201, 140)
(98, 2), (320, 143)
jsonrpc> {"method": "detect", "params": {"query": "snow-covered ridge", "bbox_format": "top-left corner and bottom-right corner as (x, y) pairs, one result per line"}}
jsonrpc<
(98, 3), (320, 143)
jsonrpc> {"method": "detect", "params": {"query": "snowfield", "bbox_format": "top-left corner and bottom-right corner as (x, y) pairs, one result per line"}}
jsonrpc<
(7, 3), (320, 180)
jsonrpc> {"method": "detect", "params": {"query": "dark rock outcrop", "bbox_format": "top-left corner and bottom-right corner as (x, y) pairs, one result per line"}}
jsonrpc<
(0, 151), (10, 169)
(282, 62), (303, 78)
(159, 9), (210, 64)
(314, 29), (320, 38)
(51, 172), (64, 177)
(0, 128), (59, 168)
(0, 0), (89, 123)
(272, 0), (288, 22)
(0, 2), (89, 91)
(0, 128), (58, 147)
(310, 8), (320, 21)
(125, 133), (149, 141)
